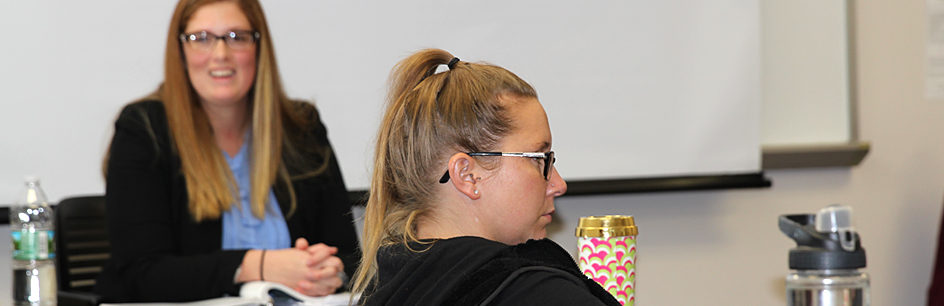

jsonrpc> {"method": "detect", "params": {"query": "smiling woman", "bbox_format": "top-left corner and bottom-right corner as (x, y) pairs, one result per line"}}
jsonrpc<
(93, 0), (359, 302)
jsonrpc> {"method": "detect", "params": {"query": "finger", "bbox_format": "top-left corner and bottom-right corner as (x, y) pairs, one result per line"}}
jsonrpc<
(308, 255), (343, 274)
(297, 280), (322, 296)
(305, 248), (336, 267)
(307, 267), (329, 280)
(294, 282), (319, 297)
(315, 274), (343, 291)
(309, 262), (342, 280)
(304, 243), (338, 255)
(308, 274), (342, 294)
(295, 238), (310, 250)
(314, 256), (343, 273)
(297, 279), (334, 297)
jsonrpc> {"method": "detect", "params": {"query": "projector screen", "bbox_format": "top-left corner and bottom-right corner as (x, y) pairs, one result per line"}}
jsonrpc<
(0, 1), (761, 203)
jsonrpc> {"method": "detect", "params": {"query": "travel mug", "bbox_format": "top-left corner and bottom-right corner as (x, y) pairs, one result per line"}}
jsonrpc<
(576, 215), (638, 306)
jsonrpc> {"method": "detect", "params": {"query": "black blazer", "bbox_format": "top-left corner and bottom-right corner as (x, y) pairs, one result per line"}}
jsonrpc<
(94, 100), (360, 302)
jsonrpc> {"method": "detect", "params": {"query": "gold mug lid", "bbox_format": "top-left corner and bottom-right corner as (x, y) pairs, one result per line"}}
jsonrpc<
(575, 215), (638, 237)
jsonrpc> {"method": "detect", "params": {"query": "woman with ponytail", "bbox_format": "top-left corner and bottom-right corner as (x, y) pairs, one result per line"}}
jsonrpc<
(96, 0), (358, 302)
(351, 49), (619, 305)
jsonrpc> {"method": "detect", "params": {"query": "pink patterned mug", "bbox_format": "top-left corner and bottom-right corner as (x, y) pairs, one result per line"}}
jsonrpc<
(576, 215), (637, 306)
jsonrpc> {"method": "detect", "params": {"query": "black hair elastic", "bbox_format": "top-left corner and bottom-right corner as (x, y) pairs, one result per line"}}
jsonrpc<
(259, 249), (266, 281)
(447, 57), (460, 70)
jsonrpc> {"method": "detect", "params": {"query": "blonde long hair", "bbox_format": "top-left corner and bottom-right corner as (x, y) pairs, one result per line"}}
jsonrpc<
(105, 0), (327, 221)
(351, 49), (537, 296)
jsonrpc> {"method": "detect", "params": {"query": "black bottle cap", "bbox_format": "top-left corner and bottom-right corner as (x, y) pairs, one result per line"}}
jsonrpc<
(779, 213), (867, 270)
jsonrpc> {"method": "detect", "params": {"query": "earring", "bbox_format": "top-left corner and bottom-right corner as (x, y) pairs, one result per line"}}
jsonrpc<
(474, 190), (479, 195)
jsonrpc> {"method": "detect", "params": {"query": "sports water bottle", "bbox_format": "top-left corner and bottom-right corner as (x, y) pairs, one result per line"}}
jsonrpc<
(10, 176), (57, 306)
(780, 205), (869, 306)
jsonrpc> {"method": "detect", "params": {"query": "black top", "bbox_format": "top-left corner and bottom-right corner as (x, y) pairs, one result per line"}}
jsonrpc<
(95, 100), (360, 302)
(363, 236), (620, 306)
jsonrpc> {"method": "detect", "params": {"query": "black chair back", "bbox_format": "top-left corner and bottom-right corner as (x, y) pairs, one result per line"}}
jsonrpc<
(55, 196), (110, 293)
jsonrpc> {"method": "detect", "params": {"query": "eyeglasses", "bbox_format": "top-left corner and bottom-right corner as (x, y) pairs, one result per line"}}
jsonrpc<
(179, 30), (260, 51)
(438, 151), (556, 183)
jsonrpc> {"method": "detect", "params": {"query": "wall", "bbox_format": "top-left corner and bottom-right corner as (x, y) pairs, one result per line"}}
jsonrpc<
(0, 1), (764, 201)
(547, 1), (942, 304)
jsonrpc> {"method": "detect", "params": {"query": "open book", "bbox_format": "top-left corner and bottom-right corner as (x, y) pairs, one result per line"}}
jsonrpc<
(100, 281), (358, 306)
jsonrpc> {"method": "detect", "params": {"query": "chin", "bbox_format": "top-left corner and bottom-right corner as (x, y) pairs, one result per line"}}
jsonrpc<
(203, 94), (244, 106)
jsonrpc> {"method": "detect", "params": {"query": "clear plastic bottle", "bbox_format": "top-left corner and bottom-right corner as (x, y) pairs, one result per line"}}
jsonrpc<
(10, 176), (57, 306)
(786, 269), (870, 306)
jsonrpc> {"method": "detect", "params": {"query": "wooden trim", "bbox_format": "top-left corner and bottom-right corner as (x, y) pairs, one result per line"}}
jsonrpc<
(762, 142), (870, 169)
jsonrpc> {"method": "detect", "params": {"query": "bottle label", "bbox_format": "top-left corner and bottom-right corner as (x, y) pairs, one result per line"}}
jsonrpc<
(11, 230), (55, 260)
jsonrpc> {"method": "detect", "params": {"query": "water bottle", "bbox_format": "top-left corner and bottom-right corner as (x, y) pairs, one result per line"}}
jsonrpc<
(10, 176), (57, 306)
(779, 204), (869, 306)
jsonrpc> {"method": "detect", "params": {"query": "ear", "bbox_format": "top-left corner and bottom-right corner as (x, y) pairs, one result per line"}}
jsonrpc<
(448, 153), (481, 200)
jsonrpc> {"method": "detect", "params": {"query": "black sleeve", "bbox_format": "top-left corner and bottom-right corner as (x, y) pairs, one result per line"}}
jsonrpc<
(489, 270), (612, 306)
(291, 104), (361, 283)
(99, 103), (247, 302)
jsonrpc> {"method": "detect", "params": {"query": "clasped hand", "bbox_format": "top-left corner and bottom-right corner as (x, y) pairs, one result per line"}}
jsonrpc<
(249, 238), (345, 297)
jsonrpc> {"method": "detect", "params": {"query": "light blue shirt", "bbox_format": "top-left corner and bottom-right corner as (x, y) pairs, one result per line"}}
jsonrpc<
(221, 130), (292, 250)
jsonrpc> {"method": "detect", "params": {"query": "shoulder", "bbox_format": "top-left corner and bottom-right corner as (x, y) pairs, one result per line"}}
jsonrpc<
(285, 99), (325, 133)
(461, 238), (579, 273)
(484, 240), (621, 306)
(111, 99), (172, 153)
(115, 100), (168, 129)
(282, 99), (329, 143)
(288, 100), (320, 122)
(487, 269), (612, 306)
(442, 238), (618, 306)
(480, 239), (580, 281)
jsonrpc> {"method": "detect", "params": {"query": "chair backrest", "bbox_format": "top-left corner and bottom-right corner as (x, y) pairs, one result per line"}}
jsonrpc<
(55, 196), (110, 292)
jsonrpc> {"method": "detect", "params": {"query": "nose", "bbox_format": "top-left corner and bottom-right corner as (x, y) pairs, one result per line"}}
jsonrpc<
(210, 38), (231, 59)
(547, 166), (567, 197)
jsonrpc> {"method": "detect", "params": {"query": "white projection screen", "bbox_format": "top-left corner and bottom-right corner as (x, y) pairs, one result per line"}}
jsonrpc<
(0, 1), (761, 203)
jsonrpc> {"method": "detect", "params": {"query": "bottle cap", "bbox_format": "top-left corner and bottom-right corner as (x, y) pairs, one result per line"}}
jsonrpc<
(23, 175), (40, 183)
(779, 205), (866, 270)
(575, 215), (637, 237)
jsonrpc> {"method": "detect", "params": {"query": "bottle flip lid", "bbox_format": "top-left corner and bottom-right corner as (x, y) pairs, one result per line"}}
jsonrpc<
(779, 205), (866, 270)
(815, 205), (857, 252)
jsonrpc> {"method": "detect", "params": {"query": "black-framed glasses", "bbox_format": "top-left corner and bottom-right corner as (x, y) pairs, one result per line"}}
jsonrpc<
(179, 30), (260, 51)
(438, 151), (556, 183)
